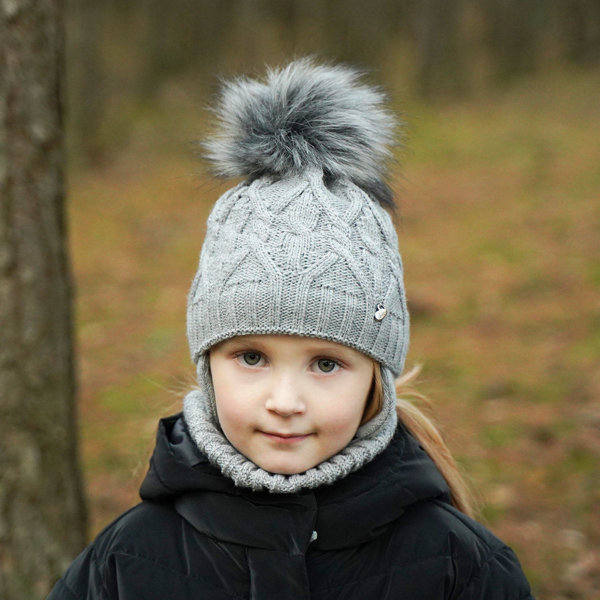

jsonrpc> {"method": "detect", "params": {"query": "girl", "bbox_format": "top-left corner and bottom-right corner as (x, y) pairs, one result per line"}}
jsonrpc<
(48, 58), (534, 599)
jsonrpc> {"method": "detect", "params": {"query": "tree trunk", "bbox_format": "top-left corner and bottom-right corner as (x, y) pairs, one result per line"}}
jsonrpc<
(414, 0), (465, 98)
(562, 0), (600, 64)
(0, 1), (87, 599)
(481, 0), (544, 82)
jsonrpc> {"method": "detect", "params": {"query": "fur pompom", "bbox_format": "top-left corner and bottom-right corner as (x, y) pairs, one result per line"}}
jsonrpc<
(203, 58), (400, 206)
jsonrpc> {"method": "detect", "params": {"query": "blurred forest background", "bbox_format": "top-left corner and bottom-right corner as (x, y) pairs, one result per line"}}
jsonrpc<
(64, 1), (599, 599)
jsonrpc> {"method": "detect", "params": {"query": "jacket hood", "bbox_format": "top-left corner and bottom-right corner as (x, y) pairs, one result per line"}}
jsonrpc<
(140, 414), (450, 551)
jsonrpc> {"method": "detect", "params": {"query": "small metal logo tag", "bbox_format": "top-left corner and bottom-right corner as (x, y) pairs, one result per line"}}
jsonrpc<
(374, 303), (387, 321)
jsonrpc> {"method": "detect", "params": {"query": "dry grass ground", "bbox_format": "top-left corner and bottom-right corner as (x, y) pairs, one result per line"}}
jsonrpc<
(68, 67), (599, 600)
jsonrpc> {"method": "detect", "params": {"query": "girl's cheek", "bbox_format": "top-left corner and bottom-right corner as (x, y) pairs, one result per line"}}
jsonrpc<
(216, 396), (245, 419)
(321, 406), (364, 434)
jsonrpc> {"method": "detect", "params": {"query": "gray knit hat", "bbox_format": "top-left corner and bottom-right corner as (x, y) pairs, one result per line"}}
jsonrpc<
(183, 58), (409, 493)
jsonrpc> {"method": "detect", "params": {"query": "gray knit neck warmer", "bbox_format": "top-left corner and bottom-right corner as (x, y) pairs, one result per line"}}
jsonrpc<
(183, 360), (398, 493)
(183, 59), (409, 493)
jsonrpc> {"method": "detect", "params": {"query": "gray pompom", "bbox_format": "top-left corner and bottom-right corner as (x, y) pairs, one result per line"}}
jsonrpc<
(203, 58), (400, 206)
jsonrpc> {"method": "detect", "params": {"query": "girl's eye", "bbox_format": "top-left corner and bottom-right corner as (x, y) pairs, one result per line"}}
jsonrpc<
(316, 358), (338, 373)
(241, 352), (262, 366)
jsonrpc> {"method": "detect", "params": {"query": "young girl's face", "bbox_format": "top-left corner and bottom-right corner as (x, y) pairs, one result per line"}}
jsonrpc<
(209, 334), (373, 475)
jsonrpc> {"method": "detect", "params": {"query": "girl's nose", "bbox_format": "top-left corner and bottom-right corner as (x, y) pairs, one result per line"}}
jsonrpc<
(264, 375), (305, 417)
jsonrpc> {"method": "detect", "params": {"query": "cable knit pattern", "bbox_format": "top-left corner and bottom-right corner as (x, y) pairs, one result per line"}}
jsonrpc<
(183, 366), (398, 493)
(187, 169), (409, 374)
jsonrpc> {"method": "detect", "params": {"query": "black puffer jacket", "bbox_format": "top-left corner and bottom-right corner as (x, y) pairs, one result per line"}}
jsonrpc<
(48, 414), (534, 599)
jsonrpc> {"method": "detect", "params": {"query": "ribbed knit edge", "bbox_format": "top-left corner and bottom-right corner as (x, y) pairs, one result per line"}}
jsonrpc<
(182, 364), (398, 494)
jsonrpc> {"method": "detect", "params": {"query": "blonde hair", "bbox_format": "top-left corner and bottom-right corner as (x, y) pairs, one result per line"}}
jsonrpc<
(362, 363), (475, 517)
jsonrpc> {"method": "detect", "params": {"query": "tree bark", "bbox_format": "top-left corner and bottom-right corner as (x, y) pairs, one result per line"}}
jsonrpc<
(0, 1), (87, 598)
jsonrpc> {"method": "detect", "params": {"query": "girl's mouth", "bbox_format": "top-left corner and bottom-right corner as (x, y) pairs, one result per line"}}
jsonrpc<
(260, 431), (312, 444)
